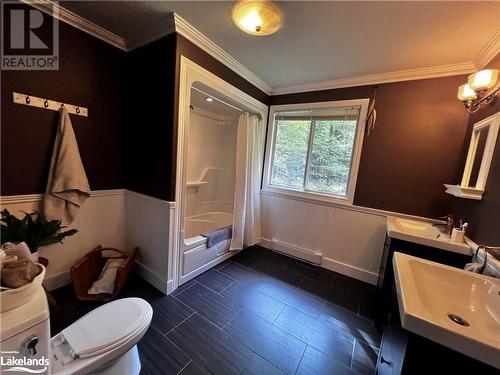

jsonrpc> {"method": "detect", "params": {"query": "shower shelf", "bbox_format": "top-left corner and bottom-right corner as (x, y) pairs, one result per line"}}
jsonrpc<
(187, 181), (208, 191)
(187, 181), (208, 187)
(187, 167), (226, 191)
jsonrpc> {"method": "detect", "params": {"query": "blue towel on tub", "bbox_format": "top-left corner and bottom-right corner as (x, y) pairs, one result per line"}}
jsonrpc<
(201, 226), (232, 248)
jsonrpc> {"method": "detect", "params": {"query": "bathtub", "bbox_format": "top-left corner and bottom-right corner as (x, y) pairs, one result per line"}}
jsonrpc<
(185, 211), (233, 240)
(181, 212), (234, 283)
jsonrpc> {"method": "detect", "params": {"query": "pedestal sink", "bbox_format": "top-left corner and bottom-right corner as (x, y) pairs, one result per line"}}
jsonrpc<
(387, 216), (472, 255)
(393, 252), (500, 368)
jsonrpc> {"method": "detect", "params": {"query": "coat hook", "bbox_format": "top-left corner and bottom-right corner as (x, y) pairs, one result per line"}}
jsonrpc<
(76, 106), (80, 114)
(25, 95), (31, 104)
(44, 99), (49, 108)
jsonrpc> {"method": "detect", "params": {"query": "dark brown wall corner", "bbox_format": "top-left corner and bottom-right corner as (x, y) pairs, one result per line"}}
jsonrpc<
(124, 34), (177, 201)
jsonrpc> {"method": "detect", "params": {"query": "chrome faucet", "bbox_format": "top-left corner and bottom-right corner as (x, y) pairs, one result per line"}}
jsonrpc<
(432, 214), (455, 235)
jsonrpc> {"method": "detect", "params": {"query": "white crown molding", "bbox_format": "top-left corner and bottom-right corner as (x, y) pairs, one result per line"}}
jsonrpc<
(473, 29), (500, 69)
(271, 62), (477, 95)
(172, 14), (273, 95)
(21, 0), (127, 51)
(20, 1), (498, 97)
(124, 15), (176, 51)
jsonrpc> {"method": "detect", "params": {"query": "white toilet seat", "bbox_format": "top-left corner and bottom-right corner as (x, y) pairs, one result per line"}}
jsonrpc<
(51, 297), (152, 375)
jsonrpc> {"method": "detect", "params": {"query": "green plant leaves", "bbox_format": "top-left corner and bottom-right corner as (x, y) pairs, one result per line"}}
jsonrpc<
(0, 209), (78, 253)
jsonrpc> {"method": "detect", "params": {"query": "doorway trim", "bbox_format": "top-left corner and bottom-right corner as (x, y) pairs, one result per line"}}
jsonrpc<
(171, 56), (268, 292)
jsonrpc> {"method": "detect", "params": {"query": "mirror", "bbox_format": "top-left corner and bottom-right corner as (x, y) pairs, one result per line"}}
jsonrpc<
(445, 111), (500, 199)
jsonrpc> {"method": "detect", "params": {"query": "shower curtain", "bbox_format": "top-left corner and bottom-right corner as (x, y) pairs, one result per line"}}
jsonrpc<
(230, 112), (262, 250)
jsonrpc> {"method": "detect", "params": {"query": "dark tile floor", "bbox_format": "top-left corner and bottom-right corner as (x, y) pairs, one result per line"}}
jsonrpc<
(50, 246), (380, 375)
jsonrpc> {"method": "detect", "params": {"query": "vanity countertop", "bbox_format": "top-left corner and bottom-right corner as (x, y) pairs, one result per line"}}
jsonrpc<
(387, 216), (472, 255)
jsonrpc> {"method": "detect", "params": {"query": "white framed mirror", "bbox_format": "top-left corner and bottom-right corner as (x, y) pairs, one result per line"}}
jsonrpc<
(445, 111), (500, 200)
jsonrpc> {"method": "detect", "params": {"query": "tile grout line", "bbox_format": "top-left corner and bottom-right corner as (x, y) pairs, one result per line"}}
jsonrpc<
(281, 258), (291, 270)
(163, 335), (193, 370)
(217, 280), (236, 295)
(350, 338), (357, 370)
(220, 306), (243, 330)
(356, 300), (362, 317)
(272, 304), (286, 325)
(171, 291), (198, 313)
(171, 280), (197, 298)
(163, 311), (196, 337)
(330, 275), (336, 287)
(175, 359), (192, 375)
(294, 344), (308, 375)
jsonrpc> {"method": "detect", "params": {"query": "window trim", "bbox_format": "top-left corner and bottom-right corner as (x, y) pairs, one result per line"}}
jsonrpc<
(262, 99), (370, 205)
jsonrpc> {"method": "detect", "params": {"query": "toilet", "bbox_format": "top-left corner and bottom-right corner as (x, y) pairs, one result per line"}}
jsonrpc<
(0, 286), (152, 375)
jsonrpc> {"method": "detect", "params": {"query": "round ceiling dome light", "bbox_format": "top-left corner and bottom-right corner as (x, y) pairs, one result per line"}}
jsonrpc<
(232, 1), (283, 36)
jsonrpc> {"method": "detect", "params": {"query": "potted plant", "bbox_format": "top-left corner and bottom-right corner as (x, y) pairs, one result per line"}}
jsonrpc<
(0, 209), (78, 261)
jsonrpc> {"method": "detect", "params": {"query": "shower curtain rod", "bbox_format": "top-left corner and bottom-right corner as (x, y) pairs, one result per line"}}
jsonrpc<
(192, 86), (244, 113)
(190, 107), (237, 124)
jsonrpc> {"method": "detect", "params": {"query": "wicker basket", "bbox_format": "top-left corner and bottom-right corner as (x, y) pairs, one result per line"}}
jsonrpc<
(71, 245), (138, 301)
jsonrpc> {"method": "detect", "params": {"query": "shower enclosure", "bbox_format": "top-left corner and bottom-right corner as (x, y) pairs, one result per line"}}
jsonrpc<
(182, 83), (239, 277)
(174, 57), (268, 288)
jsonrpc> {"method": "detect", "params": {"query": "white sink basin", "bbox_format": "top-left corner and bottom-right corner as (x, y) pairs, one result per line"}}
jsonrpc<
(387, 216), (472, 255)
(393, 252), (500, 368)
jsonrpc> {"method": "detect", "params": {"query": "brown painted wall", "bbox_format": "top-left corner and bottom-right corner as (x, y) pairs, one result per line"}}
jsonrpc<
(449, 54), (500, 245)
(271, 76), (470, 218)
(122, 34), (270, 201)
(1, 10), (127, 196)
(124, 34), (177, 200)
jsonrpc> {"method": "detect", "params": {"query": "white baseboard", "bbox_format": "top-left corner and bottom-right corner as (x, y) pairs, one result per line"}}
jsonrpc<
(42, 261), (173, 294)
(134, 261), (169, 295)
(270, 239), (323, 265)
(259, 237), (378, 285)
(259, 238), (273, 249)
(166, 279), (174, 294)
(322, 257), (378, 285)
(43, 271), (72, 291)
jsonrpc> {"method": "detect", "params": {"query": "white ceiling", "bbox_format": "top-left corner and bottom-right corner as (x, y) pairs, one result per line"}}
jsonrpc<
(61, 1), (500, 92)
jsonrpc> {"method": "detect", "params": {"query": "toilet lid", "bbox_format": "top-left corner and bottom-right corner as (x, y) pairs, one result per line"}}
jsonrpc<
(62, 297), (152, 357)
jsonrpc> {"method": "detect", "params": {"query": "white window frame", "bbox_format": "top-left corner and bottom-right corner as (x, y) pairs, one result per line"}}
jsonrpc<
(262, 99), (369, 205)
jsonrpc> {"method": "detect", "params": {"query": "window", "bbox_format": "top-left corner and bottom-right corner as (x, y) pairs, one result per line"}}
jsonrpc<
(263, 99), (369, 204)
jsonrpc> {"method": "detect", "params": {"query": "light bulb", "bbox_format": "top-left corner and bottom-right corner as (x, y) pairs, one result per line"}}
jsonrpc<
(457, 84), (477, 101)
(468, 69), (499, 91)
(232, 1), (283, 36)
(240, 10), (263, 33)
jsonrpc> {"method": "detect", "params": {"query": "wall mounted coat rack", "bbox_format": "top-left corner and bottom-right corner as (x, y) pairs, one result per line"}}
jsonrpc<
(12, 92), (88, 117)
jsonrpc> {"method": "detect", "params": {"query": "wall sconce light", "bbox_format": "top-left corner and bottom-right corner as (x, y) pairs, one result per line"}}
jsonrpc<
(457, 69), (499, 113)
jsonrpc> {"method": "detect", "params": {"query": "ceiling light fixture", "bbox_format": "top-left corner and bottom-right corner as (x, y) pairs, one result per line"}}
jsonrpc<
(205, 97), (214, 102)
(457, 69), (499, 113)
(232, 1), (283, 36)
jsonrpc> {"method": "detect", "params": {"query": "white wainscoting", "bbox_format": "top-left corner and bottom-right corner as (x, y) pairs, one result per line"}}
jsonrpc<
(0, 190), (174, 292)
(260, 192), (388, 285)
(125, 190), (175, 294)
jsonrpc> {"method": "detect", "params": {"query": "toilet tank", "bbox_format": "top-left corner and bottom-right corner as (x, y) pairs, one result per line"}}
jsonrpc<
(0, 286), (50, 373)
